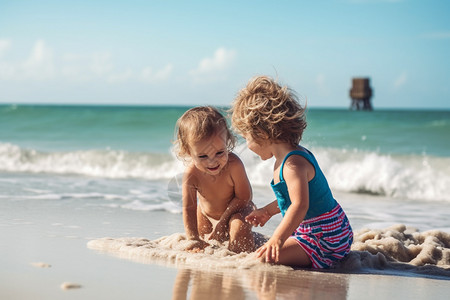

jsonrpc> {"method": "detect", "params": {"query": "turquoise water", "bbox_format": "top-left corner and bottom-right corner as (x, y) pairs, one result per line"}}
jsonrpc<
(2, 105), (449, 156)
(305, 108), (450, 157)
(0, 104), (185, 152)
(1, 104), (449, 203)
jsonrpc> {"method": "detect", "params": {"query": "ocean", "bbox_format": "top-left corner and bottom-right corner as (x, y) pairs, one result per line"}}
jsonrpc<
(1, 104), (450, 226)
(1, 104), (449, 206)
(1, 104), (450, 297)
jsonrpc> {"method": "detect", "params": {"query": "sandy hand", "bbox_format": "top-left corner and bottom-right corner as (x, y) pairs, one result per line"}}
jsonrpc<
(256, 237), (282, 263)
(208, 221), (229, 243)
(245, 208), (271, 227)
(185, 239), (209, 252)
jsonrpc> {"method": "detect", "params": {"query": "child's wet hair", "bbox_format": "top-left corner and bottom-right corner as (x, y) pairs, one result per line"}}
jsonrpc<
(231, 75), (307, 145)
(174, 106), (236, 158)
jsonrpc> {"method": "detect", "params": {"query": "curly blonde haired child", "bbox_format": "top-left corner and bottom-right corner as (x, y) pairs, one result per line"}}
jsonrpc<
(174, 106), (255, 253)
(231, 76), (353, 268)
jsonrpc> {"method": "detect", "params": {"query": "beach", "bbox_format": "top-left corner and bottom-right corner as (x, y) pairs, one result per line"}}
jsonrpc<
(2, 182), (449, 299)
(1, 105), (450, 299)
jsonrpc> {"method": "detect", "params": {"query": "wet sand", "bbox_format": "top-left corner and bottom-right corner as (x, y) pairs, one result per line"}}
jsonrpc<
(1, 196), (450, 300)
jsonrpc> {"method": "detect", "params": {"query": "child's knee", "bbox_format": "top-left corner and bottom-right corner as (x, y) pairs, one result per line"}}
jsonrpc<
(229, 215), (253, 238)
(229, 213), (248, 229)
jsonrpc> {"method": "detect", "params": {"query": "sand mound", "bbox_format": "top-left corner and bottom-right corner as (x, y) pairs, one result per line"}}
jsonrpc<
(88, 224), (450, 277)
(332, 224), (450, 278)
(350, 224), (450, 266)
(87, 232), (289, 272)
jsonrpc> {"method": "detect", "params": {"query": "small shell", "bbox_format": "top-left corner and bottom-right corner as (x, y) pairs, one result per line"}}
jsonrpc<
(31, 262), (51, 268)
(60, 282), (82, 290)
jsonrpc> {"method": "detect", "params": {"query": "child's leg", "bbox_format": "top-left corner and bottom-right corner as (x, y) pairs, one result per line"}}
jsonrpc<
(228, 212), (255, 253)
(196, 206), (213, 238)
(276, 238), (311, 267)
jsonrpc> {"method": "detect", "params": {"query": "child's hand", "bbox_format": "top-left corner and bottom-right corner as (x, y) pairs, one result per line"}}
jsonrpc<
(185, 239), (209, 252)
(255, 237), (282, 263)
(245, 208), (271, 227)
(208, 221), (229, 243)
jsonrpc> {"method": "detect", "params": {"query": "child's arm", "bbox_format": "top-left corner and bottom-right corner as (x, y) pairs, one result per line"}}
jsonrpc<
(245, 200), (280, 227)
(182, 170), (209, 250)
(209, 154), (252, 241)
(256, 156), (311, 263)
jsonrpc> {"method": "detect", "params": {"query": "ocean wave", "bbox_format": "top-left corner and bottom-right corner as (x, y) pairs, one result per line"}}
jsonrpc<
(317, 148), (450, 202)
(0, 142), (184, 179)
(239, 146), (450, 202)
(1, 142), (449, 202)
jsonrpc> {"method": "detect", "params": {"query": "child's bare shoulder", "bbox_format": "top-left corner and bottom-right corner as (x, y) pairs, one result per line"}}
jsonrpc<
(227, 152), (245, 168)
(183, 163), (200, 185)
(226, 152), (248, 179)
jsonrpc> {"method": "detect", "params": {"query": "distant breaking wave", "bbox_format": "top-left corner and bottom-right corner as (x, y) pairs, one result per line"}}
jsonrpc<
(0, 142), (183, 180)
(314, 147), (450, 203)
(1, 142), (449, 202)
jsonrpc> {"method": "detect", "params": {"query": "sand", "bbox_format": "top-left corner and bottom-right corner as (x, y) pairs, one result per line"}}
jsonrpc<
(2, 196), (450, 299)
(87, 224), (450, 278)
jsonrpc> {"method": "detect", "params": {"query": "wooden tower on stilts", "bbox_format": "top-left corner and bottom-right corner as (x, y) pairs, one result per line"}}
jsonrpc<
(349, 78), (373, 110)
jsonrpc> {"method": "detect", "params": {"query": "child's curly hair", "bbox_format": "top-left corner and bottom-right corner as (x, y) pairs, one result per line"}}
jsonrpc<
(174, 106), (236, 158)
(231, 75), (307, 146)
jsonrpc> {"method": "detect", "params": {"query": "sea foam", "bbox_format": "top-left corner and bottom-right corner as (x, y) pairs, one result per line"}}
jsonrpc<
(0, 142), (183, 179)
(87, 224), (450, 278)
(2, 142), (450, 202)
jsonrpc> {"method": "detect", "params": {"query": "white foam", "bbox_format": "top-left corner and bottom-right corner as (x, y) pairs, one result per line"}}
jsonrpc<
(0, 142), (184, 180)
(334, 224), (450, 278)
(241, 145), (450, 202)
(88, 225), (450, 278)
(2, 141), (450, 202)
(316, 148), (450, 202)
(120, 200), (181, 214)
(87, 233), (286, 272)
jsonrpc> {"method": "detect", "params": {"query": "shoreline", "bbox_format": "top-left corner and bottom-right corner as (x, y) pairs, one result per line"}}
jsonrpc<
(1, 181), (450, 299)
(2, 221), (449, 299)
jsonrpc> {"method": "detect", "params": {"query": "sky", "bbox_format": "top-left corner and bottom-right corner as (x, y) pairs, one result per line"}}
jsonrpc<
(0, 0), (449, 109)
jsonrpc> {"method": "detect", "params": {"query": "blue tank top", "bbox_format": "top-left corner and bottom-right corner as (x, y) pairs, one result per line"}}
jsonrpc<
(270, 149), (337, 219)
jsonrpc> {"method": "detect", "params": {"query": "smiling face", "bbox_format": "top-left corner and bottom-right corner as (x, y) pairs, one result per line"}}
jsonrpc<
(189, 131), (229, 176)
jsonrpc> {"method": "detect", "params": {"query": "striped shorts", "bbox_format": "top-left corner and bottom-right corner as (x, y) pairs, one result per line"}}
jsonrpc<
(290, 204), (353, 269)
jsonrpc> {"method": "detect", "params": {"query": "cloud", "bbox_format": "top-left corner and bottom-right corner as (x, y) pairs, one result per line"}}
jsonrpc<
(394, 71), (407, 88)
(140, 64), (173, 83)
(0, 39), (11, 58)
(0, 39), (174, 84)
(315, 73), (330, 96)
(316, 73), (326, 86)
(0, 39), (55, 80)
(0, 39), (14, 79)
(190, 47), (236, 82)
(21, 40), (55, 80)
(90, 52), (114, 77)
(107, 69), (133, 83)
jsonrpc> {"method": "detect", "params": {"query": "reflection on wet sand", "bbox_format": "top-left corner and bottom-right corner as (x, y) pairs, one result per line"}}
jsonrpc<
(245, 269), (349, 300)
(171, 267), (349, 300)
(172, 268), (245, 300)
